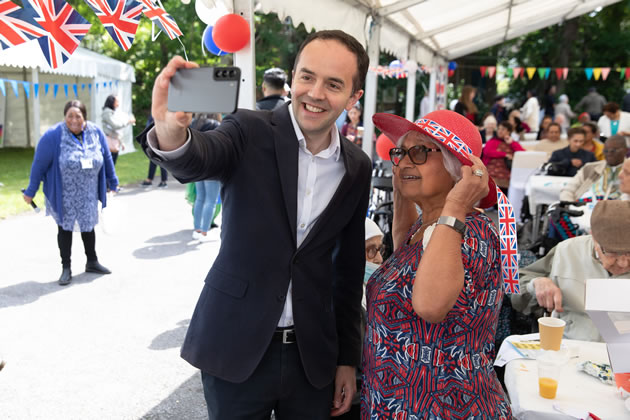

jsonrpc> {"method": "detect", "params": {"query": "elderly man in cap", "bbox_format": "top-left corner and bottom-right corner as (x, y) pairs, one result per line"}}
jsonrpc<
(511, 200), (630, 341)
(255, 67), (289, 111)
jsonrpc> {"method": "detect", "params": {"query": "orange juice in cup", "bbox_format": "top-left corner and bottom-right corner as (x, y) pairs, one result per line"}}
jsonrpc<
(537, 350), (568, 399)
(538, 377), (558, 399)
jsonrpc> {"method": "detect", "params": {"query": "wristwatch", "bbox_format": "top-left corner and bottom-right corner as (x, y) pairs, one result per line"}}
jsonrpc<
(437, 216), (466, 236)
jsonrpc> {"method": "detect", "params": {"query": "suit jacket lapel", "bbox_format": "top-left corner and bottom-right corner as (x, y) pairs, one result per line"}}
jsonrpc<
(298, 137), (360, 252)
(271, 105), (298, 247)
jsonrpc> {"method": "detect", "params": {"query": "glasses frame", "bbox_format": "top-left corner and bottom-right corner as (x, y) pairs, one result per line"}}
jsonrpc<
(389, 145), (442, 166)
(366, 244), (385, 259)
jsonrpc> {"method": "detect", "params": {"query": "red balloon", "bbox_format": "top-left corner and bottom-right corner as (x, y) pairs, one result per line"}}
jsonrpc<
(376, 133), (396, 161)
(212, 14), (250, 53)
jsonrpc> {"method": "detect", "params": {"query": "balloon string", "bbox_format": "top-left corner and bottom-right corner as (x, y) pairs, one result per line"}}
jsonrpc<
(178, 37), (189, 62)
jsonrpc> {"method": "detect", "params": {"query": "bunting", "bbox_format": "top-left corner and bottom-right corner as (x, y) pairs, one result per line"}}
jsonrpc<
(0, 77), (119, 97)
(84, 0), (143, 51)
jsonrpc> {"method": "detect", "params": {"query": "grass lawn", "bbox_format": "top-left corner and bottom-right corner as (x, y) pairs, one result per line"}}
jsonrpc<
(0, 147), (151, 219)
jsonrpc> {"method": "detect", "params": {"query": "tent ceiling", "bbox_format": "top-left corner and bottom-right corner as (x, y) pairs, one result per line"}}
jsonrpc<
(258, 0), (621, 63)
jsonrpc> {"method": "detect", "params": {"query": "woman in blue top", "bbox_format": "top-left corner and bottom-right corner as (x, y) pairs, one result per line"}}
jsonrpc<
(23, 100), (119, 286)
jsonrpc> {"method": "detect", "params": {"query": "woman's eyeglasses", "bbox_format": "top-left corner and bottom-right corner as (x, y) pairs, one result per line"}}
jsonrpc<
(389, 145), (441, 166)
(366, 244), (384, 259)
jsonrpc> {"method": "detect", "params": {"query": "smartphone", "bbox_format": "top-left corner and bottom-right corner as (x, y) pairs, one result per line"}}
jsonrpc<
(167, 66), (240, 114)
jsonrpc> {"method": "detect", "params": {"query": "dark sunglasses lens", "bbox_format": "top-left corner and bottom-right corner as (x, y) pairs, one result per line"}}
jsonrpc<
(408, 146), (427, 164)
(390, 149), (404, 165)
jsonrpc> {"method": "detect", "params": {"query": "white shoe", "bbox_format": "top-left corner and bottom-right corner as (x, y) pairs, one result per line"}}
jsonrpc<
(192, 231), (202, 240)
(199, 232), (216, 242)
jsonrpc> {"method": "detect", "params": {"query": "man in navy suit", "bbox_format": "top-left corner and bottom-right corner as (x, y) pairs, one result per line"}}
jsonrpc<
(139, 30), (372, 419)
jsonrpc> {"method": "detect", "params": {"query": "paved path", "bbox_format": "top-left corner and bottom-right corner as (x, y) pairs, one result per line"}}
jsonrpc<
(0, 181), (218, 419)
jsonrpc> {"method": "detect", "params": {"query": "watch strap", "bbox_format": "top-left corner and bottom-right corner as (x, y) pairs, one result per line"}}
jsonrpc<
(437, 215), (466, 236)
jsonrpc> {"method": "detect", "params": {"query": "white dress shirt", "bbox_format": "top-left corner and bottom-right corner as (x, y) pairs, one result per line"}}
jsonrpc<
(146, 107), (346, 327)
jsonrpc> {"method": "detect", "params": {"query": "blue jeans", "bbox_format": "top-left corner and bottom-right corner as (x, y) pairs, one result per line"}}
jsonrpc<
(193, 180), (220, 232)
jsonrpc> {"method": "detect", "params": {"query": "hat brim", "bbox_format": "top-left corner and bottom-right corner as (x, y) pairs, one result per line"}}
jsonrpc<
(373, 113), (497, 208)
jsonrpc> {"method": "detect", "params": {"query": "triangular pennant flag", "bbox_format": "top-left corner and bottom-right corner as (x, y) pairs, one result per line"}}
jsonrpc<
(585, 68), (593, 80)
(44, 83), (49, 96)
(141, 0), (182, 40)
(95, 83), (99, 92)
(88, 83), (92, 91)
(115, 80), (119, 87)
(544, 68), (550, 80)
(63, 84), (68, 97)
(0, 80), (5, 97)
(81, 83), (85, 90)
(537, 68), (546, 79)
(21, 0), (92, 69)
(53, 84), (58, 98)
(487, 66), (496, 78)
(506, 68), (513, 78)
(22, 81), (30, 99)
(593, 68), (602, 80)
(620, 68), (626, 80)
(108, 81), (112, 88)
(33, 83), (39, 98)
(601, 67), (611, 81)
(562, 68), (569, 80)
(9, 80), (18, 97)
(84, 0), (143, 51)
(480, 66), (487, 77)
(72, 84), (78, 97)
(526, 67), (536, 79)
(513, 67), (522, 79)
(102, 82), (107, 88)
(625, 68), (630, 80)
(555, 68), (563, 80)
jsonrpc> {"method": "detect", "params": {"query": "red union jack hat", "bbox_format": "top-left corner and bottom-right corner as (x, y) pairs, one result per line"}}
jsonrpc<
(373, 110), (520, 294)
(373, 110), (496, 208)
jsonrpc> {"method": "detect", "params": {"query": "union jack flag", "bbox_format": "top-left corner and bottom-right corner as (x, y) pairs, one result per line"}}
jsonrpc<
(84, 0), (142, 51)
(21, 0), (91, 69)
(415, 118), (474, 158)
(497, 187), (519, 294)
(140, 0), (181, 40)
(0, 0), (46, 49)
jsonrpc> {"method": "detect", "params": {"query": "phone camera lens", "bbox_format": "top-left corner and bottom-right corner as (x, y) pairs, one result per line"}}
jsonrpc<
(229, 70), (236, 78)
(221, 70), (228, 78)
(215, 70), (221, 78)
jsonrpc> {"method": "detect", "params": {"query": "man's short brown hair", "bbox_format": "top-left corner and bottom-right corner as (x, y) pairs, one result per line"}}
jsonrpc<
(603, 102), (620, 114)
(567, 127), (585, 140)
(293, 30), (369, 95)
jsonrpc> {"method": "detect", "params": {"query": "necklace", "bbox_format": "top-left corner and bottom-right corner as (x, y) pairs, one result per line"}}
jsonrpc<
(409, 217), (439, 244)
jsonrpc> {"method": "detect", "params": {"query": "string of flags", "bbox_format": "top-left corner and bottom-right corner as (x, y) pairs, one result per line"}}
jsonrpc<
(0, 77), (119, 98)
(0, 0), (182, 69)
(477, 66), (630, 81)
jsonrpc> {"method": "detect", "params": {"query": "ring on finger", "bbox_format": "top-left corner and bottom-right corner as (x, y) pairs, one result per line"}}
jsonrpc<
(473, 168), (484, 177)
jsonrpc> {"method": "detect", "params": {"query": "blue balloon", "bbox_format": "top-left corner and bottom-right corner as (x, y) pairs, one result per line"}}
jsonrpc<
(448, 61), (457, 71)
(203, 25), (229, 56)
(389, 60), (403, 70)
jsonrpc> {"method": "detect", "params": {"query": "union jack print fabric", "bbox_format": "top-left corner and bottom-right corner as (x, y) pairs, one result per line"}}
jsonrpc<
(414, 117), (520, 294)
(0, 0), (46, 49)
(140, 0), (181, 40)
(21, 0), (91, 69)
(362, 213), (512, 419)
(84, 0), (142, 51)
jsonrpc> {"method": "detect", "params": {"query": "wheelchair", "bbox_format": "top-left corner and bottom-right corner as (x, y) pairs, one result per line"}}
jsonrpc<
(368, 161), (394, 260)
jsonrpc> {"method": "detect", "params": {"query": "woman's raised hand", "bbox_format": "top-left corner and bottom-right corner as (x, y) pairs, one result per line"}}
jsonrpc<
(445, 155), (490, 212)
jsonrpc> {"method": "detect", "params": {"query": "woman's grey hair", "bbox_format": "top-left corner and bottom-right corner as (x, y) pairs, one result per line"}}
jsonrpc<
(397, 131), (463, 182)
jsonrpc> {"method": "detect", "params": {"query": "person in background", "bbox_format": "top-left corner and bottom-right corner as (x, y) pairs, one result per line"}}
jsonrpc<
(536, 114), (553, 140)
(554, 114), (567, 133)
(23, 100), (118, 286)
(511, 200), (630, 341)
(255, 67), (289, 111)
(622, 89), (630, 113)
(479, 114), (497, 144)
(520, 89), (540, 135)
(490, 94), (508, 123)
(548, 127), (596, 177)
(190, 113), (222, 242)
(535, 122), (568, 157)
(559, 135), (627, 202)
(341, 102), (363, 146)
(418, 90), (431, 119)
(482, 120), (525, 192)
(576, 87), (607, 121)
(542, 85), (556, 118)
(581, 122), (604, 160)
(508, 109), (529, 141)
(555, 94), (575, 131)
(101, 94), (135, 165)
(597, 102), (630, 138)
(619, 158), (630, 200)
(454, 85), (478, 124)
(141, 115), (168, 188)
(363, 110), (511, 419)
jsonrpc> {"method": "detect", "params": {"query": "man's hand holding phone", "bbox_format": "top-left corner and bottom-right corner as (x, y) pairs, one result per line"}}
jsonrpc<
(152, 56), (199, 151)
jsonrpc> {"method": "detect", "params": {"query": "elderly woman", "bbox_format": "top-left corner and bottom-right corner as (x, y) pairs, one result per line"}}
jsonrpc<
(479, 114), (497, 143)
(362, 110), (511, 419)
(101, 94), (135, 164)
(23, 100), (118, 285)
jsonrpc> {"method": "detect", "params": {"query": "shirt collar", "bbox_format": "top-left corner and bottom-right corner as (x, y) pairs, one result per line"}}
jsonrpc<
(288, 102), (341, 161)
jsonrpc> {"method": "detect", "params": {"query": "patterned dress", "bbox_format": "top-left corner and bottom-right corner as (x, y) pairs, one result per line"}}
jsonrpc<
(361, 212), (512, 420)
(56, 125), (104, 232)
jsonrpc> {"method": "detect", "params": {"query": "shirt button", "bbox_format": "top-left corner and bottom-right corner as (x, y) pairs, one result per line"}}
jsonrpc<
(306, 189), (311, 195)
(300, 223), (305, 228)
(277, 294), (285, 301)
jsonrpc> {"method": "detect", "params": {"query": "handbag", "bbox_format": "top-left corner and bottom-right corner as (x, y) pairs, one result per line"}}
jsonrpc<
(106, 135), (121, 153)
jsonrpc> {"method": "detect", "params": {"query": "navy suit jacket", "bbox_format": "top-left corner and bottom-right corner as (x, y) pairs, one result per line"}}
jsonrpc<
(138, 104), (372, 388)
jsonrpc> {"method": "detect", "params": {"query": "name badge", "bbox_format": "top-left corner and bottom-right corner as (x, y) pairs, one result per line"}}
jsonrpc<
(81, 158), (93, 169)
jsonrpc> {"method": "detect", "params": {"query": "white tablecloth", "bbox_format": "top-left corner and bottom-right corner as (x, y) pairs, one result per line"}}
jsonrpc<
(504, 337), (629, 419)
(525, 175), (573, 215)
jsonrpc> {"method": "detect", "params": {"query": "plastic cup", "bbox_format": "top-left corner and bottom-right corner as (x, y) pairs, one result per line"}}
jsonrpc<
(537, 350), (568, 399)
(538, 317), (565, 350)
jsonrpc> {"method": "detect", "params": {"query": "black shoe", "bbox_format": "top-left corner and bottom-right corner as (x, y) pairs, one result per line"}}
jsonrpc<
(210, 223), (219, 229)
(58, 268), (72, 286)
(85, 261), (112, 274)
(158, 182), (167, 188)
(141, 180), (152, 187)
